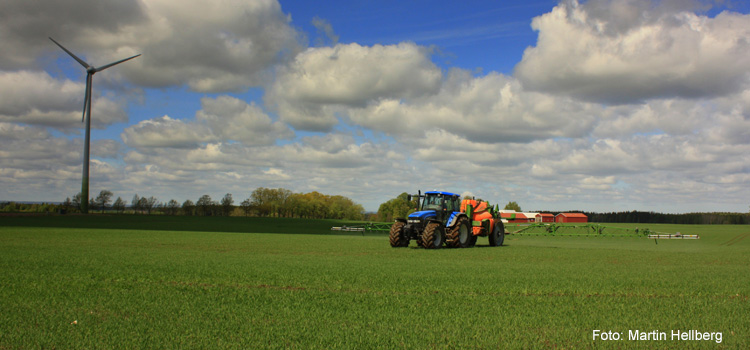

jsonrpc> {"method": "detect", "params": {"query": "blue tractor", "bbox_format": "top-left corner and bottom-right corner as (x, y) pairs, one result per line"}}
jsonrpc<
(389, 191), (472, 249)
(390, 190), (506, 249)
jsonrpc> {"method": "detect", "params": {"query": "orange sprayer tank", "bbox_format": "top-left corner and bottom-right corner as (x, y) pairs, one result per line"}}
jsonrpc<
(461, 199), (496, 235)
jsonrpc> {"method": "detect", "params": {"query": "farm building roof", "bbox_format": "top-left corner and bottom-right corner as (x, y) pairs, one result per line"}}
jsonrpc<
(557, 213), (588, 218)
(500, 212), (527, 219)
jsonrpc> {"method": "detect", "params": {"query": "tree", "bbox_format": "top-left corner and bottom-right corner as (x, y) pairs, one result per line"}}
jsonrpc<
(137, 197), (148, 214)
(182, 199), (195, 216)
(250, 188), (272, 216)
(95, 190), (113, 212)
(143, 196), (159, 215)
(240, 199), (252, 216)
(196, 195), (214, 216)
(504, 201), (522, 212)
(165, 199), (180, 215)
(62, 197), (73, 213)
(72, 193), (82, 212)
(221, 193), (234, 216)
(113, 197), (125, 214)
(131, 194), (141, 214)
(377, 192), (417, 222)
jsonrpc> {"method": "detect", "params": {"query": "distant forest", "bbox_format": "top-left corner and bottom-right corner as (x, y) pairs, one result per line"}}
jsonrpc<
(581, 211), (750, 225)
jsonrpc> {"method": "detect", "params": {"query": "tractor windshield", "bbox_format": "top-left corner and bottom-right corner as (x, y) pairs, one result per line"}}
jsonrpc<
(421, 194), (445, 211)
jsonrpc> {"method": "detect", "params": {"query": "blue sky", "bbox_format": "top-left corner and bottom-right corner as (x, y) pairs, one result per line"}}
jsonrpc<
(289, 1), (552, 71)
(2, 0), (750, 213)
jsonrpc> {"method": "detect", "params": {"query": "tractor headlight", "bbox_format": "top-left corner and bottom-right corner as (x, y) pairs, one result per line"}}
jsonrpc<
(408, 219), (421, 224)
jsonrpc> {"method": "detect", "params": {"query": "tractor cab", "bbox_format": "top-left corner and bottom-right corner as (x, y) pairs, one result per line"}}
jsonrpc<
(408, 191), (461, 223)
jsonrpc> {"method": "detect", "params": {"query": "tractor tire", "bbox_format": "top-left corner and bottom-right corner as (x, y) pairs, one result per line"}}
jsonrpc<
(488, 221), (505, 247)
(447, 217), (472, 248)
(389, 222), (409, 247)
(420, 222), (445, 249)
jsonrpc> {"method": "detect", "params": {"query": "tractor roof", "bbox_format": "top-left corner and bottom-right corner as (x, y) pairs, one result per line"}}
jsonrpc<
(424, 191), (460, 197)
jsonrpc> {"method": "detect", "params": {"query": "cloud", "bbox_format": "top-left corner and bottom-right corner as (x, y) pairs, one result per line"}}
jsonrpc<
(118, 131), (416, 209)
(0, 0), (146, 69)
(0, 123), (125, 200)
(515, 0), (750, 104)
(348, 69), (599, 143)
(196, 96), (294, 145)
(122, 95), (293, 148)
(1, 0), (302, 93)
(267, 42), (442, 131)
(0, 70), (127, 128)
(312, 17), (339, 46)
(121, 115), (213, 149)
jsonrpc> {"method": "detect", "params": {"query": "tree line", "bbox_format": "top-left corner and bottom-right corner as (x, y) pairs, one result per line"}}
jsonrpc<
(4, 192), (748, 225)
(0, 187), (365, 221)
(374, 193), (750, 225)
(582, 210), (750, 225)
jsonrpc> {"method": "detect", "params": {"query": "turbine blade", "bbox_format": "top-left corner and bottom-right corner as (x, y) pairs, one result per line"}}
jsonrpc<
(96, 54), (141, 72)
(49, 37), (90, 69)
(82, 74), (93, 123)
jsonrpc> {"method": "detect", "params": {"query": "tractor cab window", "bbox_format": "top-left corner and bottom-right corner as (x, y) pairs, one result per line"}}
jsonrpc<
(447, 196), (460, 212)
(422, 194), (443, 211)
(445, 196), (456, 212)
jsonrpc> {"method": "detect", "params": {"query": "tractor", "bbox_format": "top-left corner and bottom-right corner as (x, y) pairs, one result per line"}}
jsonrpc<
(389, 190), (505, 249)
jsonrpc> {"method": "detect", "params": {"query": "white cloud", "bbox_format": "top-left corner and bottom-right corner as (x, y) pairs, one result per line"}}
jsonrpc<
(312, 17), (339, 46)
(0, 70), (127, 128)
(117, 132), (420, 209)
(1, 0), (302, 93)
(122, 115), (213, 148)
(0, 123), (126, 201)
(349, 70), (599, 143)
(0, 0), (145, 69)
(515, 0), (750, 104)
(196, 96), (293, 145)
(122, 95), (293, 148)
(263, 167), (290, 179)
(268, 42), (442, 131)
(128, 0), (302, 92)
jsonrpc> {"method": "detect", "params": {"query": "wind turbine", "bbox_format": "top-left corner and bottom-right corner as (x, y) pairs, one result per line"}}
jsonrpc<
(49, 37), (140, 214)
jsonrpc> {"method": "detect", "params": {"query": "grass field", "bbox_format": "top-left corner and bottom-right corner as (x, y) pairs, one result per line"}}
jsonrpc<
(1, 216), (748, 349)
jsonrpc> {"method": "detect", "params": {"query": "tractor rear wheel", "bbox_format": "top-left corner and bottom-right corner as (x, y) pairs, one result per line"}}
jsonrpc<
(488, 221), (505, 247)
(447, 217), (472, 248)
(420, 222), (445, 249)
(389, 222), (409, 247)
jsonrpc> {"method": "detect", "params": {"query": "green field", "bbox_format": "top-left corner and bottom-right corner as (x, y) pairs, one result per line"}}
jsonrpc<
(1, 216), (748, 349)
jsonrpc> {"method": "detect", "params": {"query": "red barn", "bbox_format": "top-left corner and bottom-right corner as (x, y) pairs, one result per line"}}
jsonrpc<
(555, 213), (588, 223)
(536, 213), (554, 223)
(500, 212), (529, 223)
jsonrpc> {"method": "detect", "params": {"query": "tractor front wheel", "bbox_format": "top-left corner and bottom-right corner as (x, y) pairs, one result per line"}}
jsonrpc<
(447, 217), (473, 248)
(488, 221), (505, 247)
(420, 222), (445, 249)
(389, 221), (409, 247)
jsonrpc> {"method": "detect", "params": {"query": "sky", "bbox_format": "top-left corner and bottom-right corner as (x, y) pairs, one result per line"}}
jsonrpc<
(1, 0), (750, 213)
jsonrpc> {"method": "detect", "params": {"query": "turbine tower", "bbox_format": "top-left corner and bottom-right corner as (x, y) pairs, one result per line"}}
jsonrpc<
(50, 37), (140, 214)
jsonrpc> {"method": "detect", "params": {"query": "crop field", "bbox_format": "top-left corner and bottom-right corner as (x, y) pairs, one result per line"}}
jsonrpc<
(1, 216), (748, 349)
